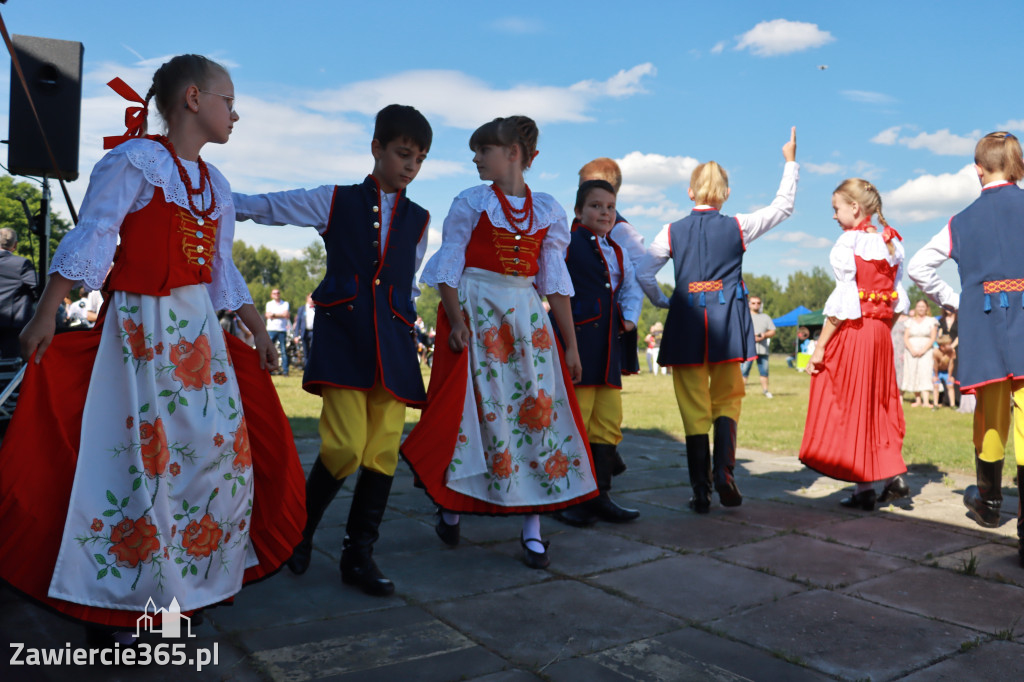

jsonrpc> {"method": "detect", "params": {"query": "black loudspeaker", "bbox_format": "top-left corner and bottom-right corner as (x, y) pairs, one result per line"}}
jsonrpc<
(7, 34), (83, 180)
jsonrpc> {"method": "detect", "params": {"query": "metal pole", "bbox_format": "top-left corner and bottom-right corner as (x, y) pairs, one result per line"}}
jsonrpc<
(38, 175), (51, 287)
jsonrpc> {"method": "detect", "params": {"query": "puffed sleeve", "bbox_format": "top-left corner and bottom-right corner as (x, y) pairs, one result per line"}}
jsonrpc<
(534, 198), (574, 296)
(892, 240), (910, 315)
(420, 193), (477, 288)
(206, 182), (253, 311)
(49, 148), (149, 290)
(822, 232), (861, 320)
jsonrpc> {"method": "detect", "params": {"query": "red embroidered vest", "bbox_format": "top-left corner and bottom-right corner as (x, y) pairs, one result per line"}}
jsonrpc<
(105, 187), (217, 296)
(464, 212), (548, 276)
(855, 255), (898, 320)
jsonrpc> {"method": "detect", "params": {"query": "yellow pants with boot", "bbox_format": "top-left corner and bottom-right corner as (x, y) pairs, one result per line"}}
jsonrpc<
(672, 361), (746, 435)
(319, 383), (406, 479)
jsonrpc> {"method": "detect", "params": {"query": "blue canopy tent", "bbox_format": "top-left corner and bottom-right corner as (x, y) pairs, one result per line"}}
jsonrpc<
(772, 305), (812, 327)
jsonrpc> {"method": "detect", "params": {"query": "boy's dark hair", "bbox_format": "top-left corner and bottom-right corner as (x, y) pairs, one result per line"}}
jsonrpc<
(374, 104), (432, 152)
(575, 179), (616, 212)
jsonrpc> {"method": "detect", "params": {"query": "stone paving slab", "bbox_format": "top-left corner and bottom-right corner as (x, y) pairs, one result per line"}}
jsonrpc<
(711, 589), (981, 681)
(714, 499), (850, 532)
(899, 639), (1024, 680)
(589, 554), (805, 622)
(427, 580), (683, 668)
(805, 515), (986, 560)
(713, 532), (914, 588)
(599, 509), (776, 553)
(526, 526), (671, 577)
(844, 564), (1024, 634)
(933, 543), (1024, 587)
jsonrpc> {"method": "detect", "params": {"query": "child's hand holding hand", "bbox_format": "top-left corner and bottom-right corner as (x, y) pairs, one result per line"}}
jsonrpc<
(254, 330), (279, 371)
(564, 346), (583, 384)
(783, 127), (797, 162)
(448, 318), (471, 352)
(20, 313), (55, 364)
(807, 345), (825, 375)
(622, 321), (636, 333)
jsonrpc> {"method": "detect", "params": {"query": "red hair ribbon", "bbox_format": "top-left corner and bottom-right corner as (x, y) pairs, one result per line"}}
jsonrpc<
(102, 77), (149, 149)
(881, 225), (902, 243)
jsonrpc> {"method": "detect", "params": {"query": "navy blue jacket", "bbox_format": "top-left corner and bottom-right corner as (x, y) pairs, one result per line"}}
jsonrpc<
(658, 209), (754, 366)
(305, 176), (429, 404)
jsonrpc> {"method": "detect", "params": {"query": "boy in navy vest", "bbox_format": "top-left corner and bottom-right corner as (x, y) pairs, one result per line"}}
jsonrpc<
(909, 131), (1024, 568)
(233, 105), (432, 594)
(636, 129), (797, 513)
(553, 180), (644, 526)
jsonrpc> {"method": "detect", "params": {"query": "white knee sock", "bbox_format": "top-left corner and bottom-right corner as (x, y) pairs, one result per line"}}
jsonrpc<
(441, 510), (460, 526)
(855, 482), (874, 493)
(522, 514), (544, 553)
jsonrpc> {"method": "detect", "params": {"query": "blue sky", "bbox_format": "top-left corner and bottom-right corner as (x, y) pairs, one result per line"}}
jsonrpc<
(2, 0), (1017, 289)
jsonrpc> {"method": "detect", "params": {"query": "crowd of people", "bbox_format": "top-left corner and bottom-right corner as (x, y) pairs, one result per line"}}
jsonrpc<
(0, 54), (1020, 651)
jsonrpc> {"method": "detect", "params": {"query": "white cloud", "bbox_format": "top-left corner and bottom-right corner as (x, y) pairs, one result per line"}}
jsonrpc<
(871, 126), (980, 156)
(841, 90), (895, 104)
(998, 120), (1024, 132)
(804, 161), (844, 175)
(314, 64), (657, 129)
(735, 19), (835, 57)
(764, 231), (834, 248)
(780, 257), (814, 268)
(488, 16), (544, 34)
(711, 41), (727, 54)
(615, 151), (700, 188)
(882, 164), (980, 223)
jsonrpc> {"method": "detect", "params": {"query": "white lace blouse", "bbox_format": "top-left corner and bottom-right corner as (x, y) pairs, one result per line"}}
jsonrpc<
(50, 138), (251, 311)
(420, 184), (574, 296)
(823, 229), (909, 320)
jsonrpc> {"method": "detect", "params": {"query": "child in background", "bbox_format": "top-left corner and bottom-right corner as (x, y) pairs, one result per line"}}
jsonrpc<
(799, 179), (910, 510)
(233, 105), (433, 596)
(0, 55), (304, 638)
(933, 334), (956, 408)
(551, 180), (643, 527)
(908, 131), (1024, 568)
(402, 116), (597, 569)
(637, 128), (798, 513)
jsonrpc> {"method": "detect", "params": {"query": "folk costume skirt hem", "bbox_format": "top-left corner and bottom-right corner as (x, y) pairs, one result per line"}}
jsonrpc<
(799, 317), (907, 483)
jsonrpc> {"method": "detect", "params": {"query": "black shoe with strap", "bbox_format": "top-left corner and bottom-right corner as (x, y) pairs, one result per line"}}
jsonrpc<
(964, 456), (1003, 528)
(840, 488), (876, 511)
(877, 475), (910, 504)
(340, 468), (395, 596)
(712, 417), (742, 507)
(435, 508), (461, 546)
(287, 457), (345, 575)
(685, 435), (712, 514)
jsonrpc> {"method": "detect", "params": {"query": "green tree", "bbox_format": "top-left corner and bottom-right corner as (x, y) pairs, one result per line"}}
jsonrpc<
(906, 282), (942, 316)
(416, 285), (441, 331)
(0, 174), (73, 273)
(636, 283), (673, 349)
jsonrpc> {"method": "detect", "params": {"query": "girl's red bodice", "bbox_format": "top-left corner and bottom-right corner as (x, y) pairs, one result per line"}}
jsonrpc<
(854, 255), (898, 320)
(464, 212), (548, 277)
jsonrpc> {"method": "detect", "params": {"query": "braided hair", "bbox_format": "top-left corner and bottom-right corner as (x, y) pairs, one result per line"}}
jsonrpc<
(469, 115), (539, 170)
(143, 54), (226, 133)
(833, 178), (895, 255)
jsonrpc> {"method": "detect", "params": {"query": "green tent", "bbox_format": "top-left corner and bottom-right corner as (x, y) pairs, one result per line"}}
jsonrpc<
(797, 309), (825, 327)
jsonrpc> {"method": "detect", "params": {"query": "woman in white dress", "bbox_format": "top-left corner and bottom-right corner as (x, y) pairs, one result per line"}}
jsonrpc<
(902, 299), (938, 406)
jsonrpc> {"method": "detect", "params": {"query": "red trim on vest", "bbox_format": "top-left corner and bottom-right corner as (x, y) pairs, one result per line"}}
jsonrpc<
(735, 216), (746, 252)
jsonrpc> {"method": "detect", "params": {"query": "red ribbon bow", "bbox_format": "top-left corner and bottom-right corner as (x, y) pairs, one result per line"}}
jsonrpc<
(881, 225), (902, 243)
(102, 77), (149, 149)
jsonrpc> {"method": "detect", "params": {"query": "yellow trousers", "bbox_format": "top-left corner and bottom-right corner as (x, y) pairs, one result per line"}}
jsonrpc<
(318, 383), (406, 479)
(973, 379), (1024, 467)
(672, 361), (745, 435)
(574, 386), (623, 445)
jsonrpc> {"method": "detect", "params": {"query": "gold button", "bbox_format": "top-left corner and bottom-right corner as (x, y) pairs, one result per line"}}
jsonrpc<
(373, 221), (380, 229)
(604, 283), (611, 288)
(196, 245), (204, 253)
(514, 234), (521, 241)
(372, 205), (379, 213)
(375, 279), (381, 285)
(513, 258), (520, 264)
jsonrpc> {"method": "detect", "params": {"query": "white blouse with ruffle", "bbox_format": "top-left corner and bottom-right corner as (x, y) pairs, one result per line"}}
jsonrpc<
(420, 184), (574, 296)
(823, 229), (909, 321)
(49, 138), (251, 311)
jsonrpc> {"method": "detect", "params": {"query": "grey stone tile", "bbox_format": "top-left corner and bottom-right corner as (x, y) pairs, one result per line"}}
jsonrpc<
(805, 515), (986, 560)
(715, 499), (849, 532)
(844, 565), (1024, 634)
(934, 544), (1024, 587)
(712, 589), (978, 681)
(900, 639), (1024, 681)
(526, 526), (670, 576)
(590, 555), (805, 622)
(594, 511), (775, 553)
(713, 533), (913, 588)
(428, 580), (682, 667)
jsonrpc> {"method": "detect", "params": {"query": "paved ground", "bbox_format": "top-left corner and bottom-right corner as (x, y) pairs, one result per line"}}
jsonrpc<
(3, 432), (1022, 681)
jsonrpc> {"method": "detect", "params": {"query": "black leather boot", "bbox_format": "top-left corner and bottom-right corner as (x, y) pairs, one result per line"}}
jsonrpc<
(287, 457), (345, 575)
(712, 417), (742, 507)
(964, 455), (1003, 528)
(685, 435), (712, 514)
(340, 468), (395, 596)
(1017, 466), (1023, 568)
(589, 443), (640, 522)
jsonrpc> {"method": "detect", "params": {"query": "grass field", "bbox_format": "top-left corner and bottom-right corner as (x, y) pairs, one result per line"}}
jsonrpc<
(271, 355), (1006, 475)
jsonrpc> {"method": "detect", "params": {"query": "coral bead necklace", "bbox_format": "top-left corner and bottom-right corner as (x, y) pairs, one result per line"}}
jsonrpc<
(491, 184), (534, 234)
(154, 135), (217, 224)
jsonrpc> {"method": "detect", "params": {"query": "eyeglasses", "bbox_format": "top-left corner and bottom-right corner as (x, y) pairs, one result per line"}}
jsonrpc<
(200, 90), (235, 113)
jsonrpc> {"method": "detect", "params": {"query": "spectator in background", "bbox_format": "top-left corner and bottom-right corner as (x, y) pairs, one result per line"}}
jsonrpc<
(294, 292), (315, 363)
(740, 296), (776, 398)
(0, 227), (37, 358)
(902, 299), (938, 407)
(891, 311), (908, 389)
(933, 334), (956, 408)
(265, 288), (291, 376)
(938, 308), (959, 406)
(787, 326), (811, 369)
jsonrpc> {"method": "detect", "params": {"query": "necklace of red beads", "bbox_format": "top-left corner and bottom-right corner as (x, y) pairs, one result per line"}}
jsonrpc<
(491, 184), (534, 234)
(154, 135), (217, 224)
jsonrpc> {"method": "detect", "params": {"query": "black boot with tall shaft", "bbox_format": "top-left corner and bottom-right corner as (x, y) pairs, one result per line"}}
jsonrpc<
(685, 435), (712, 514)
(589, 443), (640, 522)
(287, 457), (345, 575)
(341, 468), (395, 596)
(712, 417), (743, 507)
(963, 455), (1003, 528)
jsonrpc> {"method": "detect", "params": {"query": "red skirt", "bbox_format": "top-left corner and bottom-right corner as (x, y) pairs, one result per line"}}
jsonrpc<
(0, 329), (305, 627)
(401, 304), (597, 515)
(799, 317), (907, 483)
